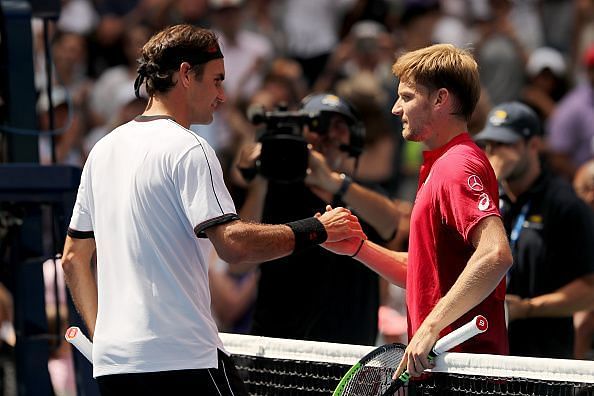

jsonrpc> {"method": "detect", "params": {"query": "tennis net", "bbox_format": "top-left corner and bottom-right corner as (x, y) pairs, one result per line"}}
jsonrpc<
(220, 332), (594, 396)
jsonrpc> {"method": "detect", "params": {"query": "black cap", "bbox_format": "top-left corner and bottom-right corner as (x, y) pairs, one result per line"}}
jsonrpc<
(474, 102), (541, 144)
(300, 93), (358, 124)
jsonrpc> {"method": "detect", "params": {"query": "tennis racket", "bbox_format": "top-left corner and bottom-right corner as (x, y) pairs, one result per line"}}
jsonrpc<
(333, 315), (488, 396)
(65, 326), (93, 362)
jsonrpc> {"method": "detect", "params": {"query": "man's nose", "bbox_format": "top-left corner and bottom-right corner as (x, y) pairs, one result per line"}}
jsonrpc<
(392, 102), (402, 116)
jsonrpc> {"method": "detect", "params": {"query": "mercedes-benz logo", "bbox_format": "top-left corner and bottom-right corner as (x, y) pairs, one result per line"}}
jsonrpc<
(467, 175), (484, 192)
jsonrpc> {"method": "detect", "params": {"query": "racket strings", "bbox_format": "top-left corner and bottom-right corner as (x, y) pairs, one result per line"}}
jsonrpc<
(341, 345), (405, 396)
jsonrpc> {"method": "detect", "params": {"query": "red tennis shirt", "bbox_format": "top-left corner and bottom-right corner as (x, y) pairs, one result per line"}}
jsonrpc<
(407, 133), (508, 355)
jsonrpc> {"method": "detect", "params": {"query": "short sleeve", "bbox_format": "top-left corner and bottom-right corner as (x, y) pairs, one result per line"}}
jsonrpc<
(69, 160), (94, 237)
(437, 154), (500, 243)
(174, 142), (238, 237)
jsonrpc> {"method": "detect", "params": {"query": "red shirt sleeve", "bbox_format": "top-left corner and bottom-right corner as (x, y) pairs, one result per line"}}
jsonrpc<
(437, 151), (501, 244)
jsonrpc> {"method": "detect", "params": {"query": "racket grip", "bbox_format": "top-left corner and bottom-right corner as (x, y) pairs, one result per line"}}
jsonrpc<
(432, 315), (488, 355)
(65, 326), (93, 363)
(381, 378), (405, 396)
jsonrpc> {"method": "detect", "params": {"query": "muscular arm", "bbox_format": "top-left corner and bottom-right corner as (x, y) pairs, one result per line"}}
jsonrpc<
(205, 220), (295, 270)
(206, 207), (366, 272)
(396, 215), (512, 377)
(62, 236), (97, 339)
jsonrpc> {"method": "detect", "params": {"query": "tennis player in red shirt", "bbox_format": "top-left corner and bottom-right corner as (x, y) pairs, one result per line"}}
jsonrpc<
(322, 43), (513, 378)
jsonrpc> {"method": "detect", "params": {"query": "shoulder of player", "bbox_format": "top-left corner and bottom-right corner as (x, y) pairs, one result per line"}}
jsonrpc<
(432, 145), (490, 179)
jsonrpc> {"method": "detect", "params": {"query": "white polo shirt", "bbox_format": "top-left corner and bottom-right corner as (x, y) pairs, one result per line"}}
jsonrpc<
(69, 116), (238, 377)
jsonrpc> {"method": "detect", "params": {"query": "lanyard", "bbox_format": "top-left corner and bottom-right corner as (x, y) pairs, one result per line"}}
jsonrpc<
(509, 201), (531, 250)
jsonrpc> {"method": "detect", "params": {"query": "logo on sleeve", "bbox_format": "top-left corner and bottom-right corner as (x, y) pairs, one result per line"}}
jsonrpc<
(467, 175), (484, 192)
(478, 193), (490, 211)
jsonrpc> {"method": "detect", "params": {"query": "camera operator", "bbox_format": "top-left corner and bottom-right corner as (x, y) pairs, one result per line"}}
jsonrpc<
(234, 93), (401, 345)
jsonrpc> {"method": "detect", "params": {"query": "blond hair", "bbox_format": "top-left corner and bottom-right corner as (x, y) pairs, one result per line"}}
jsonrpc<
(392, 44), (480, 121)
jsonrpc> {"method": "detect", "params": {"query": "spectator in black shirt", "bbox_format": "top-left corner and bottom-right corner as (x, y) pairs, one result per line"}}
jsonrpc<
(475, 102), (594, 358)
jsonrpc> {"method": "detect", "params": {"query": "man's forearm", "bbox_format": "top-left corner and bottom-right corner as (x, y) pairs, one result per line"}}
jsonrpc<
(62, 237), (98, 338)
(355, 241), (407, 288)
(423, 232), (511, 336)
(62, 259), (98, 338)
(207, 220), (303, 273)
(421, 216), (512, 336)
(525, 273), (594, 317)
(224, 222), (296, 267)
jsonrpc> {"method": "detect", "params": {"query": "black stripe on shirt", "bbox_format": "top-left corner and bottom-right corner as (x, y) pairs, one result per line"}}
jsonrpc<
(194, 213), (240, 238)
(67, 227), (95, 239)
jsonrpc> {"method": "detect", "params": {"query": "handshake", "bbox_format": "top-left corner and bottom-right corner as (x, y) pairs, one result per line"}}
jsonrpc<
(315, 205), (368, 258)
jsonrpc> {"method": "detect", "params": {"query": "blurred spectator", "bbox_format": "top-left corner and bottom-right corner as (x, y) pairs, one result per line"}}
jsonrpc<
(314, 19), (395, 94)
(505, 0), (543, 52)
(573, 0), (594, 72)
(335, 72), (397, 188)
(540, 0), (574, 55)
(37, 88), (85, 166)
(280, 0), (357, 86)
(432, 0), (473, 48)
(474, 0), (528, 105)
(573, 159), (594, 360)
(33, 29), (93, 166)
(35, 30), (92, 107)
(475, 102), (594, 359)
(315, 18), (397, 175)
(396, 2), (440, 52)
(85, 86), (148, 155)
(547, 43), (594, 180)
(208, 0), (273, 103)
(57, 0), (99, 35)
(166, 0), (209, 25)
(521, 47), (569, 123)
(241, 0), (285, 55)
(91, 0), (171, 75)
(89, 23), (152, 128)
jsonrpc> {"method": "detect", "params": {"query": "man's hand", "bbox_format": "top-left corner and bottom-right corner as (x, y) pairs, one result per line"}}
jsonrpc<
(305, 150), (341, 193)
(237, 142), (261, 170)
(317, 205), (367, 243)
(316, 205), (367, 255)
(393, 320), (438, 379)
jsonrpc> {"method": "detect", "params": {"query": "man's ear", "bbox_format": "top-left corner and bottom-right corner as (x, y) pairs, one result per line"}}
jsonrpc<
(179, 62), (192, 88)
(528, 135), (544, 152)
(433, 87), (449, 108)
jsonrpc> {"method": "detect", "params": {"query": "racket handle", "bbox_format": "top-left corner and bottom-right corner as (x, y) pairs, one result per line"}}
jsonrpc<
(65, 326), (93, 363)
(381, 378), (405, 396)
(432, 315), (488, 355)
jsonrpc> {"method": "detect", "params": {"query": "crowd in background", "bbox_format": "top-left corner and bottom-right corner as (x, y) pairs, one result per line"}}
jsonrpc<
(22, 0), (594, 394)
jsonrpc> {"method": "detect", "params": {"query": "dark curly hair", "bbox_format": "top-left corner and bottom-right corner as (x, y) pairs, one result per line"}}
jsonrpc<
(135, 25), (222, 97)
